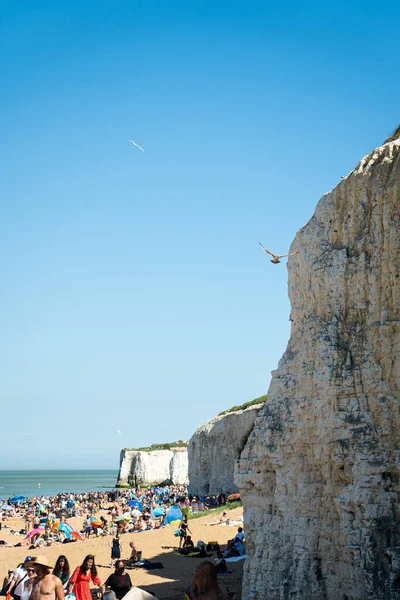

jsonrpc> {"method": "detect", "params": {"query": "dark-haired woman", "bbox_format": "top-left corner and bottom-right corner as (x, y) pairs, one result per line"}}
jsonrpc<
(110, 533), (121, 567)
(104, 561), (132, 600)
(53, 555), (70, 588)
(68, 555), (102, 600)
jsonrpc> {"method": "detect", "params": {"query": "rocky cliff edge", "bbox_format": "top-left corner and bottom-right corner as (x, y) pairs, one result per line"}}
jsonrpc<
(236, 130), (400, 599)
(188, 403), (264, 496)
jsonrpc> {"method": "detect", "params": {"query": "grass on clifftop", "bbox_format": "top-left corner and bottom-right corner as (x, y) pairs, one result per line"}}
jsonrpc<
(188, 500), (242, 520)
(384, 124), (400, 144)
(123, 441), (188, 452)
(218, 394), (267, 416)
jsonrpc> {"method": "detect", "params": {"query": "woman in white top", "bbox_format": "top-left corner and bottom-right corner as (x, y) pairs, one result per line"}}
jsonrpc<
(20, 563), (36, 600)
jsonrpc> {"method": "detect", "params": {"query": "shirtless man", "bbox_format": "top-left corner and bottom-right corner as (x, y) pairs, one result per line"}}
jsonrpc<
(30, 556), (64, 600)
(188, 561), (225, 600)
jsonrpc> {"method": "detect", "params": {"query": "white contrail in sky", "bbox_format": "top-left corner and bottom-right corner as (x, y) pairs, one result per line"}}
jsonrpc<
(128, 139), (145, 153)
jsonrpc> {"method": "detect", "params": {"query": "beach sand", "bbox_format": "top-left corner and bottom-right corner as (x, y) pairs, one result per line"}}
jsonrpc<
(0, 507), (244, 600)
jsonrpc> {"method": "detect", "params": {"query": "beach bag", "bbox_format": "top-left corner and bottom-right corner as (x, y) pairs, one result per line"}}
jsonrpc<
(174, 529), (182, 537)
(11, 574), (27, 599)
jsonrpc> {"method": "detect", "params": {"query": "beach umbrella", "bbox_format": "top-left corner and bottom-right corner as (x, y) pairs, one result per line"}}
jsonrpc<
(89, 519), (102, 528)
(1, 505), (14, 511)
(70, 531), (83, 541)
(25, 527), (44, 539)
(10, 496), (25, 503)
(131, 509), (142, 518)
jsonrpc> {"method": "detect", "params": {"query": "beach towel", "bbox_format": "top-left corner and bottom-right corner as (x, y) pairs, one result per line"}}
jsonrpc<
(135, 560), (164, 570)
(190, 502), (205, 513)
(225, 555), (246, 562)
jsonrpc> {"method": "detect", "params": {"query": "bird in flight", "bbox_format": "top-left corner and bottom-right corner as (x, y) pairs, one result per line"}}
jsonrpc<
(117, 430), (122, 434)
(128, 139), (145, 153)
(259, 242), (299, 264)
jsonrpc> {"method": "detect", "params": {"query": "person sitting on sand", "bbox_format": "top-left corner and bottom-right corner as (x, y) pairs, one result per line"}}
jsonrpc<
(30, 556), (64, 600)
(127, 541), (139, 564)
(186, 561), (225, 600)
(233, 527), (244, 542)
(179, 535), (195, 555)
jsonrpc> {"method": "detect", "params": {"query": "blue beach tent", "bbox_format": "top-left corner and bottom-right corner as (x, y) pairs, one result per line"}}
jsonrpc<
(58, 522), (73, 538)
(164, 505), (182, 525)
(10, 496), (25, 503)
(153, 506), (164, 518)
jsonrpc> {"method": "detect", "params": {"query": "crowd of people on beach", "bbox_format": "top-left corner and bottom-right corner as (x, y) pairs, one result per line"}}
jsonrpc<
(0, 486), (243, 600)
(0, 488), (235, 550)
(1, 552), (237, 600)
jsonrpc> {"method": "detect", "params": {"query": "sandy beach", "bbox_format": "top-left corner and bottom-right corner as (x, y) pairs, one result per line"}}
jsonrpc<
(0, 506), (244, 600)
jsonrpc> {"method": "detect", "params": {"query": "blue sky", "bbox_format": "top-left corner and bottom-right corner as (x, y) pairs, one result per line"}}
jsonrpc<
(1, 0), (399, 469)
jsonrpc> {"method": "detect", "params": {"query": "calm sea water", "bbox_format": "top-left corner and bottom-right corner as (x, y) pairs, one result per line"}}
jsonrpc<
(0, 470), (119, 500)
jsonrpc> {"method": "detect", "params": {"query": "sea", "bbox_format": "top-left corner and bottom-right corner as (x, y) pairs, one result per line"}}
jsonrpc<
(0, 470), (119, 500)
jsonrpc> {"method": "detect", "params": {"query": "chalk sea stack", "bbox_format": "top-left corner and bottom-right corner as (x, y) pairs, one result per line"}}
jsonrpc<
(236, 129), (400, 599)
(117, 446), (188, 487)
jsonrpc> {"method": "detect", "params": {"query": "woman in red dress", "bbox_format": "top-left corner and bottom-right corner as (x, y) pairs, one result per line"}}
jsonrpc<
(68, 555), (102, 600)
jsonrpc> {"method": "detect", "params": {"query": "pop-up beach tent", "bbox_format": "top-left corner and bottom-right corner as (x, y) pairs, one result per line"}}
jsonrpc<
(123, 588), (158, 600)
(164, 505), (182, 525)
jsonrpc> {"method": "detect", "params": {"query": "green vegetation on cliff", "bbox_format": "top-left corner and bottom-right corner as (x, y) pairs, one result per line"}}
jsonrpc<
(123, 440), (188, 452)
(218, 394), (267, 416)
(383, 124), (400, 144)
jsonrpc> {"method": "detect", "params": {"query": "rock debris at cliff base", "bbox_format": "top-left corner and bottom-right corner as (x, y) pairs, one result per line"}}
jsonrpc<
(236, 132), (400, 600)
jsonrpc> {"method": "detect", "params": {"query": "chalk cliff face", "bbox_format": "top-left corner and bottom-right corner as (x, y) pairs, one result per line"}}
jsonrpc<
(236, 131), (400, 599)
(188, 404), (264, 496)
(117, 447), (188, 486)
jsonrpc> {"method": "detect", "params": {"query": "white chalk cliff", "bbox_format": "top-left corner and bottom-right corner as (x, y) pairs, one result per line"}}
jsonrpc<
(117, 447), (188, 486)
(236, 129), (400, 599)
(188, 403), (264, 496)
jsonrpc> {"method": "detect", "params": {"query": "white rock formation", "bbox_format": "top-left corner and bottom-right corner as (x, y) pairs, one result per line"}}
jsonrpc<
(117, 447), (188, 486)
(236, 130), (400, 599)
(188, 403), (264, 496)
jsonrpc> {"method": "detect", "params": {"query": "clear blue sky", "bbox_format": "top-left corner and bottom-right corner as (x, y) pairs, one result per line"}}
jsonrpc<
(1, 0), (398, 469)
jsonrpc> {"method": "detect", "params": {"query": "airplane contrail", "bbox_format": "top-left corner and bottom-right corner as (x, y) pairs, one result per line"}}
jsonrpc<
(128, 139), (145, 153)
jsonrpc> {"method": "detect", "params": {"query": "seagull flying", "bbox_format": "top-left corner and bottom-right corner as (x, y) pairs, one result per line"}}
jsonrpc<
(259, 242), (299, 264)
(128, 139), (145, 153)
(117, 430), (122, 434)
